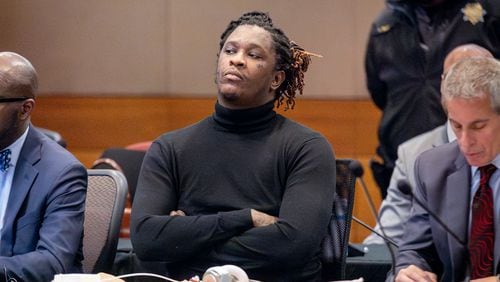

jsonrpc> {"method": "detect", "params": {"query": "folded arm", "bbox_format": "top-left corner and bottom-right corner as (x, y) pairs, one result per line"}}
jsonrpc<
(131, 142), (255, 262)
(204, 138), (336, 269)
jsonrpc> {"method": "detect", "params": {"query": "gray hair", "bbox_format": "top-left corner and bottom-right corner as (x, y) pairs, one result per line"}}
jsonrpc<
(441, 57), (500, 114)
(0, 52), (38, 98)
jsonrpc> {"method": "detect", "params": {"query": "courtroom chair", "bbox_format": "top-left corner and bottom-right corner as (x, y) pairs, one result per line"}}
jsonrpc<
(36, 126), (67, 147)
(83, 169), (128, 274)
(321, 158), (357, 281)
(92, 146), (148, 239)
(92, 147), (147, 201)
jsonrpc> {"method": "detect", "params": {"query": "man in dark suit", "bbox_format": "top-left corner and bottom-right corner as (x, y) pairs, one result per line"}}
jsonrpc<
(394, 57), (500, 281)
(0, 52), (87, 281)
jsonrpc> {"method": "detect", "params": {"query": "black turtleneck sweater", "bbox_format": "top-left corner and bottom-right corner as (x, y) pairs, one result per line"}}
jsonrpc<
(131, 101), (336, 281)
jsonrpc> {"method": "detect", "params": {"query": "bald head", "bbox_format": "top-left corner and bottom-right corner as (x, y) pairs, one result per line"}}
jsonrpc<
(443, 44), (493, 75)
(0, 52), (38, 99)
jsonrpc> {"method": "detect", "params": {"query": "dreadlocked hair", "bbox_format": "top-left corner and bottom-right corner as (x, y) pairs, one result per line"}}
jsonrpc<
(278, 42), (314, 110)
(219, 11), (319, 110)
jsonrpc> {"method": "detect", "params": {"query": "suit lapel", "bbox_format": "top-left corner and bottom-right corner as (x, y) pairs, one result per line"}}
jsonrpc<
(0, 128), (40, 256)
(443, 149), (471, 277)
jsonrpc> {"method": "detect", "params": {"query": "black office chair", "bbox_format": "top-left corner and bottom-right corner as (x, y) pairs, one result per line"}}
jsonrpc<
(321, 158), (357, 281)
(83, 169), (128, 273)
(91, 147), (148, 244)
(91, 148), (147, 201)
(36, 126), (67, 147)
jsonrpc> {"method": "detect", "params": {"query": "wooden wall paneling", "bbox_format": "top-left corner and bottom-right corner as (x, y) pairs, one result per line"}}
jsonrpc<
(31, 96), (382, 243)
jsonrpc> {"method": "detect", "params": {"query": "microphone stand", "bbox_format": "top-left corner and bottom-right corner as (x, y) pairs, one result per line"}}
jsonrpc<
(349, 160), (397, 279)
(352, 216), (398, 247)
(397, 180), (467, 246)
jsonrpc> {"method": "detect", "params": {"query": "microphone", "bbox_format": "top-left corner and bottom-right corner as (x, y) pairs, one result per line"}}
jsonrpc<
(352, 216), (398, 247)
(348, 160), (380, 222)
(397, 180), (466, 246)
(348, 159), (396, 277)
(202, 265), (249, 282)
(53, 266), (251, 282)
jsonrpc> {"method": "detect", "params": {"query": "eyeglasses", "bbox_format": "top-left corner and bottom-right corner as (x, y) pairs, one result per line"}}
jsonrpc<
(0, 97), (31, 103)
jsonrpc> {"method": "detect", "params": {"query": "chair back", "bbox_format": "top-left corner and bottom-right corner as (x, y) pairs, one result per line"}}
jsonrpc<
(91, 148), (147, 200)
(36, 126), (67, 147)
(83, 169), (128, 273)
(321, 158), (357, 280)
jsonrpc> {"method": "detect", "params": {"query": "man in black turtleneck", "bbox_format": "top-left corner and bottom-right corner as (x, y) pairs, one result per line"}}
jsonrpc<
(130, 11), (335, 282)
(365, 0), (500, 198)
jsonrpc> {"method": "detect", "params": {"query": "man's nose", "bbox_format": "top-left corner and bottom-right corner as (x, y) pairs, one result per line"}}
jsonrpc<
(459, 130), (476, 148)
(230, 52), (245, 67)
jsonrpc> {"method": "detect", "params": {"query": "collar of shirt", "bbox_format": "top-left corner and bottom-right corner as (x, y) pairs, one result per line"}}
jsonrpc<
(5, 126), (30, 172)
(470, 154), (500, 198)
(446, 120), (456, 142)
(470, 154), (500, 178)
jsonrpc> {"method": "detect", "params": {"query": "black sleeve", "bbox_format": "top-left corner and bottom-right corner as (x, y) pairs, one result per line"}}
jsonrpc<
(130, 141), (254, 262)
(365, 26), (388, 110)
(206, 137), (336, 270)
(484, 0), (500, 58)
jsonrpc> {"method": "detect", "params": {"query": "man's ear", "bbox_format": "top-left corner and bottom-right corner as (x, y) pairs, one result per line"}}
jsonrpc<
(19, 98), (35, 120)
(271, 70), (285, 91)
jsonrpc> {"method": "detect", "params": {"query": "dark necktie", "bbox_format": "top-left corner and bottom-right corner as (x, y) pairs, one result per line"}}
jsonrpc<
(469, 164), (497, 279)
(0, 149), (11, 172)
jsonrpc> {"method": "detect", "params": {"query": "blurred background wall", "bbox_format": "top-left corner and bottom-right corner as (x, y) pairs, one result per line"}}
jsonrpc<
(0, 0), (387, 242)
(0, 0), (384, 98)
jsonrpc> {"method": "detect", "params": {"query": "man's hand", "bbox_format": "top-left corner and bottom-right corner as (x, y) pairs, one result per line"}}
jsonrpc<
(170, 209), (278, 228)
(395, 265), (437, 282)
(181, 275), (201, 282)
(170, 210), (186, 216)
(250, 209), (277, 227)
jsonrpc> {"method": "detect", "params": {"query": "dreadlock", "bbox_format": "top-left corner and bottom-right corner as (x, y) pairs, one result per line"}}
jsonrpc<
(219, 11), (319, 110)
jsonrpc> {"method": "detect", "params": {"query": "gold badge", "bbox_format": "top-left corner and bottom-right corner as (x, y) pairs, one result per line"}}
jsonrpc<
(377, 24), (391, 33)
(461, 3), (486, 25)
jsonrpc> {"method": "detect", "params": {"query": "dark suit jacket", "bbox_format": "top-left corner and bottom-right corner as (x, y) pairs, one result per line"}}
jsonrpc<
(394, 141), (499, 281)
(0, 126), (87, 281)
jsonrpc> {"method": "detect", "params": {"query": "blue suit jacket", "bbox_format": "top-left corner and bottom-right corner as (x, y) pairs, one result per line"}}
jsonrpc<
(395, 141), (500, 281)
(0, 127), (87, 281)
